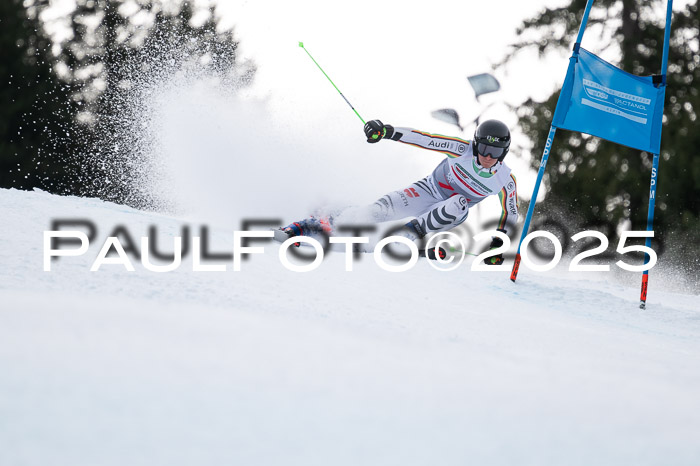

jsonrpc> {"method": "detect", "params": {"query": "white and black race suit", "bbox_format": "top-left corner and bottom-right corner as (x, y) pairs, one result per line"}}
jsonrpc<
(371, 128), (519, 236)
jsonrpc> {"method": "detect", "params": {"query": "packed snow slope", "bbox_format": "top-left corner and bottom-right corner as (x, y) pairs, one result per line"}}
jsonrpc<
(1, 188), (699, 466)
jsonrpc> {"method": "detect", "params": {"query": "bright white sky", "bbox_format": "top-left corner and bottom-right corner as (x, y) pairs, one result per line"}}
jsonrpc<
(215, 0), (569, 132)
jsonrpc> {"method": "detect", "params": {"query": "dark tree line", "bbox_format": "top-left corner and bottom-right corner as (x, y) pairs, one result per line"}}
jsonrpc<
(1, 0), (77, 193)
(502, 0), (699, 253)
(1, 0), (253, 208)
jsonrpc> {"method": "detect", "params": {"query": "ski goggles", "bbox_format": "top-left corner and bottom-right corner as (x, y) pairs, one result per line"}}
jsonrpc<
(476, 143), (506, 159)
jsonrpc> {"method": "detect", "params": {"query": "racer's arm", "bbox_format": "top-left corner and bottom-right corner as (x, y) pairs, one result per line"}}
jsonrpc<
(391, 128), (470, 158)
(364, 119), (469, 158)
(484, 174), (519, 265)
(496, 173), (519, 235)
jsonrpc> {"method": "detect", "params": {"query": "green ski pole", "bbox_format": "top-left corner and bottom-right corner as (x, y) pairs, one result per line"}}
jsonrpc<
(447, 247), (479, 257)
(299, 42), (366, 125)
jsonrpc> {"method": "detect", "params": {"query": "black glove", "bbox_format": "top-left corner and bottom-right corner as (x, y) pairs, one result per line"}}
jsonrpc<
(364, 119), (394, 143)
(483, 236), (505, 265)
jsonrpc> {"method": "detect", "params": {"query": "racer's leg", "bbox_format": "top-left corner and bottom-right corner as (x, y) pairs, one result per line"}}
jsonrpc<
(408, 194), (469, 237)
(371, 176), (445, 222)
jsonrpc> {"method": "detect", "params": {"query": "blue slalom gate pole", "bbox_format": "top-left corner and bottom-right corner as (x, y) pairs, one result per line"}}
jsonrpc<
(510, 126), (557, 282)
(640, 153), (661, 309)
(510, 1), (593, 282)
(640, 0), (673, 308)
(660, 0), (674, 84)
(574, 0), (595, 46)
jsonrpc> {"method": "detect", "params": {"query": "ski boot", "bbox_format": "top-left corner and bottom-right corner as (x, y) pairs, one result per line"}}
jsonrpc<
(277, 215), (334, 246)
(420, 246), (447, 260)
(392, 220), (446, 260)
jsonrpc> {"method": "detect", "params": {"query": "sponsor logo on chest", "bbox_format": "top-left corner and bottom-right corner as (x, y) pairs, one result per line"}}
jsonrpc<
(454, 163), (494, 194)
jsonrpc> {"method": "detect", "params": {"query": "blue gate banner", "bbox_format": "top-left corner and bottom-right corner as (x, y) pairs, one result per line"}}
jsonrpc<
(552, 48), (666, 153)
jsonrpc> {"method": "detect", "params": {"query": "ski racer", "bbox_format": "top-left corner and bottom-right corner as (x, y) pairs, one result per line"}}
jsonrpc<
(281, 119), (519, 265)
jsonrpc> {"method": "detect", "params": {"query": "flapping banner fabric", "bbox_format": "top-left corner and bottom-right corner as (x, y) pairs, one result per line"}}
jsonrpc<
(552, 48), (666, 154)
